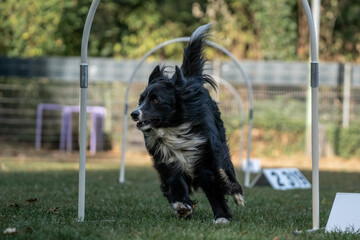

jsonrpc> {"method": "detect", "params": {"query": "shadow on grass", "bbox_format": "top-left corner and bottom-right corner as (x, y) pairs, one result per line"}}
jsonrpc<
(1, 166), (359, 240)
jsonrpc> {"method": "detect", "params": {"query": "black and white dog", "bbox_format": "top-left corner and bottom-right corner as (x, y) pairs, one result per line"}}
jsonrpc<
(130, 23), (244, 223)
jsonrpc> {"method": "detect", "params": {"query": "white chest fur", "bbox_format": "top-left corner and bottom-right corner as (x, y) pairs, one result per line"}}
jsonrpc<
(144, 123), (206, 176)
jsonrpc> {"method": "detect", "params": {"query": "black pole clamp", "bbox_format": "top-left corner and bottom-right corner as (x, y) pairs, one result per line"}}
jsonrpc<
(80, 64), (88, 88)
(311, 62), (319, 88)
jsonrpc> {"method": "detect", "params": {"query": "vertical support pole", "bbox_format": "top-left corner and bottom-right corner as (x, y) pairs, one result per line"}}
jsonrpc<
(311, 0), (320, 229)
(342, 64), (351, 128)
(79, 0), (100, 222)
(119, 102), (128, 183)
(301, 0), (320, 230)
(311, 62), (319, 230)
(306, 0), (321, 157)
(244, 108), (253, 187)
(306, 78), (312, 157)
(78, 85), (87, 221)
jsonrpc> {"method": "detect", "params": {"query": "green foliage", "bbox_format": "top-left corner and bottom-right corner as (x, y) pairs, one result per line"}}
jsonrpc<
(0, 0), (67, 56)
(251, 96), (306, 156)
(0, 0), (359, 61)
(223, 96), (306, 157)
(0, 0), (203, 58)
(193, 0), (297, 60)
(253, 96), (306, 133)
(320, 0), (360, 61)
(328, 124), (360, 158)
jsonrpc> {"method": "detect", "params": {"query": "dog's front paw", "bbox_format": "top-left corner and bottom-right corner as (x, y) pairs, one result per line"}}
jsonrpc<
(171, 202), (193, 219)
(213, 217), (229, 224)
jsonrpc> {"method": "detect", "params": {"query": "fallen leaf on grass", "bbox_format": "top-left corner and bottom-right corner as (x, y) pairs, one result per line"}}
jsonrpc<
(49, 207), (60, 214)
(3, 227), (17, 235)
(25, 198), (38, 203)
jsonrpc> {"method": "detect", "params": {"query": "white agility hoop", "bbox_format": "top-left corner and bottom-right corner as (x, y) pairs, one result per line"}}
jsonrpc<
(79, 0), (319, 231)
(118, 38), (254, 184)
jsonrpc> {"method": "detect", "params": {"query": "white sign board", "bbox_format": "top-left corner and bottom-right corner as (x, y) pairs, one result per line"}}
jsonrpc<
(262, 168), (311, 190)
(326, 193), (360, 233)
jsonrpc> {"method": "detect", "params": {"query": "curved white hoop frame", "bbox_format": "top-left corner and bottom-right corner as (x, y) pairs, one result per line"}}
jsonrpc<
(79, 0), (319, 230)
(118, 38), (254, 188)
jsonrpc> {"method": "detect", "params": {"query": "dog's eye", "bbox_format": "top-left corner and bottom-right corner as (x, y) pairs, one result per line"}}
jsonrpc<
(152, 98), (159, 104)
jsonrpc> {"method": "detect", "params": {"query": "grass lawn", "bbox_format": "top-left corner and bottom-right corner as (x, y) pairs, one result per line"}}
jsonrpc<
(0, 158), (359, 239)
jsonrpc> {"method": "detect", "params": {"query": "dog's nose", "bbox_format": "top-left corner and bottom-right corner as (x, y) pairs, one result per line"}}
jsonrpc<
(131, 110), (140, 121)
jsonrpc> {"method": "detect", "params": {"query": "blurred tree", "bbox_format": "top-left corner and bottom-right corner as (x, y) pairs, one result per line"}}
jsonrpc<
(319, 0), (360, 62)
(192, 0), (297, 60)
(0, 0), (66, 57)
(0, 0), (359, 61)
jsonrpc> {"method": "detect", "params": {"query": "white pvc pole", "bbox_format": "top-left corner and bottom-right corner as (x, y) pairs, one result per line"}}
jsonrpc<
(79, 0), (100, 222)
(300, 0), (320, 230)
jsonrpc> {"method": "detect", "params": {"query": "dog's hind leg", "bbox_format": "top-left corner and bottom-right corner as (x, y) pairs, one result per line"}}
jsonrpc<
(204, 190), (233, 223)
(219, 168), (245, 206)
(199, 169), (233, 222)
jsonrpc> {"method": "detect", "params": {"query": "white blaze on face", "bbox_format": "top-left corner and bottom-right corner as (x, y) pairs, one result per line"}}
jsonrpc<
(134, 102), (154, 131)
(135, 102), (145, 121)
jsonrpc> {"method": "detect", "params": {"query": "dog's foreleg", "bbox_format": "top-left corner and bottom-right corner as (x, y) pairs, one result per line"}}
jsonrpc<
(167, 174), (194, 219)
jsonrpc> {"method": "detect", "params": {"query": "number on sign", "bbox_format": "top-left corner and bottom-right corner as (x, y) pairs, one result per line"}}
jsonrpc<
(282, 171), (295, 186)
(294, 170), (309, 185)
(271, 171), (284, 187)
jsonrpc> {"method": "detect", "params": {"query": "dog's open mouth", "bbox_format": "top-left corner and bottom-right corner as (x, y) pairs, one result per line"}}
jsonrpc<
(136, 119), (158, 129)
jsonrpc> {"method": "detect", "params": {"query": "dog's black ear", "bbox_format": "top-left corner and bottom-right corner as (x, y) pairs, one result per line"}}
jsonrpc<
(148, 65), (162, 85)
(172, 66), (186, 88)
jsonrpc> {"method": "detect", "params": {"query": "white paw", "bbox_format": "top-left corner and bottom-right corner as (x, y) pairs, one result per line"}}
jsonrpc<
(213, 217), (229, 224)
(171, 202), (193, 218)
(233, 193), (245, 207)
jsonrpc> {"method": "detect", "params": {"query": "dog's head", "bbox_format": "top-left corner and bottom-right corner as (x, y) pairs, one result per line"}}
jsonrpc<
(130, 65), (186, 131)
(131, 23), (216, 131)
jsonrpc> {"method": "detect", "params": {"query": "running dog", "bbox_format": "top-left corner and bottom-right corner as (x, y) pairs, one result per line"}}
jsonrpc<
(130, 23), (244, 223)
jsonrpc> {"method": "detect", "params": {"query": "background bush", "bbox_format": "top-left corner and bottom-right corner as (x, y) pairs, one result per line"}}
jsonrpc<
(328, 124), (360, 158)
(0, 0), (359, 61)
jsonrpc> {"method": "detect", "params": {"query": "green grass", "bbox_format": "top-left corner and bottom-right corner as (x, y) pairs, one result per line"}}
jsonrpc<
(1, 160), (359, 239)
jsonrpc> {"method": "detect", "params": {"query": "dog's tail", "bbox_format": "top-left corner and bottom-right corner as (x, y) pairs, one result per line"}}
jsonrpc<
(181, 23), (217, 90)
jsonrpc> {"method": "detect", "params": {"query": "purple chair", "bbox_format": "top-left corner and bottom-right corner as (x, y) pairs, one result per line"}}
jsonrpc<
(36, 103), (106, 154)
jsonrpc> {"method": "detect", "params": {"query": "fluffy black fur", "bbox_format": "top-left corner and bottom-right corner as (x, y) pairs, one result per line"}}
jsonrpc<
(131, 23), (244, 222)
